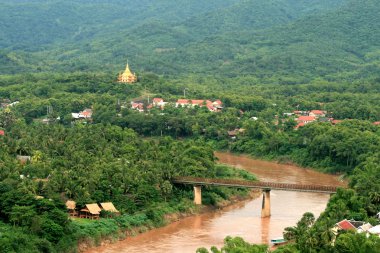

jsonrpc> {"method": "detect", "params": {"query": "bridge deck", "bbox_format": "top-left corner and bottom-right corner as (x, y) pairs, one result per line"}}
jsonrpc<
(172, 176), (340, 194)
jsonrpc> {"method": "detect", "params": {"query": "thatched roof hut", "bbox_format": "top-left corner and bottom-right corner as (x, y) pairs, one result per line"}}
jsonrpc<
(82, 204), (101, 214)
(66, 200), (76, 210)
(66, 200), (78, 217)
(100, 202), (119, 214)
(80, 203), (101, 219)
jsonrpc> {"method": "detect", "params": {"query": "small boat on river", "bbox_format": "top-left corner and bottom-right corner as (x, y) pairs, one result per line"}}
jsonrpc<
(270, 237), (287, 245)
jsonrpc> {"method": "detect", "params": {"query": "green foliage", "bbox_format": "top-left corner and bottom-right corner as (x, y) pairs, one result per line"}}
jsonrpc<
(334, 232), (380, 253)
(215, 165), (257, 181)
(0, 221), (51, 253)
(0, 113), (257, 251)
(349, 153), (380, 215)
(283, 213), (318, 251)
(197, 236), (268, 253)
(279, 151), (380, 252)
(1, 0), (380, 84)
(1, 1), (380, 252)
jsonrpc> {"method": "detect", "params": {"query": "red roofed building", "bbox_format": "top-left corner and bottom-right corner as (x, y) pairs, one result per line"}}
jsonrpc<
(152, 98), (163, 105)
(191, 100), (205, 106)
(213, 100), (223, 106)
(374, 121), (380, 126)
(79, 109), (92, 118)
(152, 98), (167, 108)
(176, 99), (191, 107)
(153, 98), (163, 103)
(0, 130), (4, 136)
(176, 99), (205, 107)
(309, 110), (326, 117)
(336, 219), (357, 231)
(175, 98), (222, 112)
(294, 122), (305, 129)
(207, 105), (217, 112)
(297, 116), (316, 124)
(331, 219), (367, 244)
(72, 108), (93, 120)
(131, 102), (144, 112)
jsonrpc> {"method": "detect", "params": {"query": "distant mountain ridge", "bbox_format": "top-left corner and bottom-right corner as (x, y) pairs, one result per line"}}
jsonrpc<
(1, 0), (379, 83)
(0, 0), (239, 50)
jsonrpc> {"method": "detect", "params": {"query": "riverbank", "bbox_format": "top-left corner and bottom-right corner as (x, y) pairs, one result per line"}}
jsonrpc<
(215, 151), (347, 187)
(211, 138), (352, 175)
(214, 148), (316, 171)
(81, 152), (343, 253)
(79, 190), (261, 253)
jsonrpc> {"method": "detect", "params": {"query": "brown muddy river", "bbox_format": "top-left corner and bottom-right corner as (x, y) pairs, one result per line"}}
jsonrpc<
(87, 152), (346, 253)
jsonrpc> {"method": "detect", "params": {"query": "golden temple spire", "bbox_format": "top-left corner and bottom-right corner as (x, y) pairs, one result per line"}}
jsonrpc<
(125, 63), (132, 74)
(118, 60), (137, 84)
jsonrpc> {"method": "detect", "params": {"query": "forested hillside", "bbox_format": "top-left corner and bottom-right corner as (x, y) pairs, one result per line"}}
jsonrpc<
(0, 0), (238, 50)
(1, 1), (380, 252)
(3, 0), (377, 83)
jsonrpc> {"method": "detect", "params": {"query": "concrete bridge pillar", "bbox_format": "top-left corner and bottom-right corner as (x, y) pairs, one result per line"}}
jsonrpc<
(194, 185), (202, 205)
(261, 189), (271, 218)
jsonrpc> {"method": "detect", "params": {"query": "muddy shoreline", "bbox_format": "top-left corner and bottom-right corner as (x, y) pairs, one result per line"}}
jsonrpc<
(79, 190), (261, 253)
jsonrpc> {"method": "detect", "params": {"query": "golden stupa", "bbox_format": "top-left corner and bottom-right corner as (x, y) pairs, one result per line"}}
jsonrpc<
(118, 62), (137, 83)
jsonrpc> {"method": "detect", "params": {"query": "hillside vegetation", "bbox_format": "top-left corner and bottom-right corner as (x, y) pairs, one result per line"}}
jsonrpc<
(4, 0), (379, 84)
(1, 1), (380, 252)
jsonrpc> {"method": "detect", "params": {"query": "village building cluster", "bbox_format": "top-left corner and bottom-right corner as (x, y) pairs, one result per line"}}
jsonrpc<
(287, 109), (380, 129)
(176, 99), (223, 112)
(71, 108), (93, 121)
(333, 218), (380, 240)
(292, 110), (329, 128)
(66, 200), (119, 220)
(130, 98), (223, 113)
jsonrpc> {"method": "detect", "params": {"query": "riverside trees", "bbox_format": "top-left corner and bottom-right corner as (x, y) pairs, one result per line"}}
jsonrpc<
(0, 120), (239, 252)
(2, 123), (219, 210)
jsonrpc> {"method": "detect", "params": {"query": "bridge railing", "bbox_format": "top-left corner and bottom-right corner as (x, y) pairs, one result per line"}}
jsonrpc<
(172, 176), (340, 193)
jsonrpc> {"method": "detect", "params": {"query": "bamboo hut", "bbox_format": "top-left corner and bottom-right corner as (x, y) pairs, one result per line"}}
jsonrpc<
(100, 202), (120, 216)
(66, 200), (78, 217)
(80, 203), (101, 220)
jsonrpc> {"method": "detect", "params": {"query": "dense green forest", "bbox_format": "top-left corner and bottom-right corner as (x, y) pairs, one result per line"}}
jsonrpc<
(2, 0), (380, 84)
(0, 116), (254, 252)
(0, 70), (379, 252)
(1, 0), (380, 252)
(2, 72), (379, 172)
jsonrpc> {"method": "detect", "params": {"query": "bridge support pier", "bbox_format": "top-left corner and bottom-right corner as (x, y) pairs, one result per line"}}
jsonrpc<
(194, 186), (202, 205)
(261, 189), (271, 218)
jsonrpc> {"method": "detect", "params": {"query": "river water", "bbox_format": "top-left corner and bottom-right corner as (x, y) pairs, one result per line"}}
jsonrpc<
(87, 152), (346, 253)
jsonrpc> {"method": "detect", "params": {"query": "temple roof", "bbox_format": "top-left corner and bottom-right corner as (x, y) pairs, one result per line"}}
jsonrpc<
(118, 62), (137, 83)
(123, 63), (133, 76)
